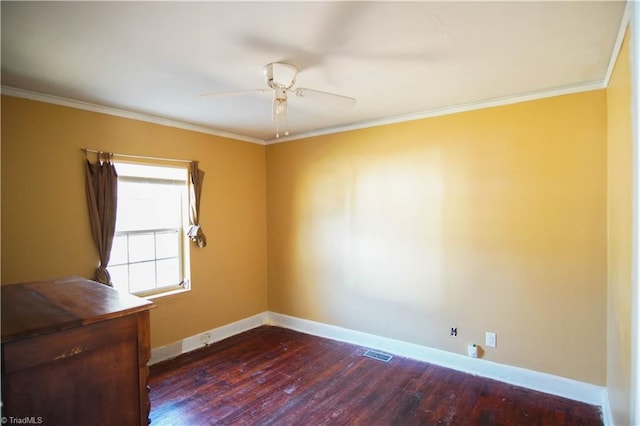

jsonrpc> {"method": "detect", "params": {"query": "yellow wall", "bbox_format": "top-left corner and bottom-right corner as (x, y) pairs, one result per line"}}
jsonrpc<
(606, 25), (633, 425)
(266, 91), (608, 384)
(0, 96), (269, 348)
(1, 82), (614, 387)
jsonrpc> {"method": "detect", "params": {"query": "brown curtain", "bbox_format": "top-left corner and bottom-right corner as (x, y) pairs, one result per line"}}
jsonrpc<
(85, 152), (118, 286)
(187, 161), (207, 248)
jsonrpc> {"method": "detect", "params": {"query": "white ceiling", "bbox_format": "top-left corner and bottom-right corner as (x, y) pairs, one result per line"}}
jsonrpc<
(1, 1), (628, 144)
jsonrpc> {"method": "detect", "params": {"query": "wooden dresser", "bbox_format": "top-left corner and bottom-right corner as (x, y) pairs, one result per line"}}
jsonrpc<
(1, 276), (155, 425)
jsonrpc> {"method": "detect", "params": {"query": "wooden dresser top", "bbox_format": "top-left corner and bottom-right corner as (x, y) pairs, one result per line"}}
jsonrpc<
(1, 276), (154, 343)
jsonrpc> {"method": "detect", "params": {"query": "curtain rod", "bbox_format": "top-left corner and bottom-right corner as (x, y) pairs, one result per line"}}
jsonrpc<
(82, 148), (193, 164)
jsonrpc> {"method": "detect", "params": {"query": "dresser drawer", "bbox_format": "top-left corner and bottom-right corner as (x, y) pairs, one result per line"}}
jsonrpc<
(3, 314), (137, 374)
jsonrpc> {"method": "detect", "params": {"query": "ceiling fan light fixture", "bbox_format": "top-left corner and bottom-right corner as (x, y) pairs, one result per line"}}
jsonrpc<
(274, 98), (287, 115)
(272, 88), (289, 138)
(273, 88), (287, 114)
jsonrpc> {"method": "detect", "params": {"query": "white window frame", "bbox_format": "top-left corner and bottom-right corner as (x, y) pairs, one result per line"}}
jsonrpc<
(108, 161), (191, 298)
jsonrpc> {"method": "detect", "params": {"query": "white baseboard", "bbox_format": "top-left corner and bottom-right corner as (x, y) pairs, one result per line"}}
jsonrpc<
(149, 312), (267, 365)
(150, 310), (607, 412)
(266, 312), (606, 407)
(601, 389), (614, 426)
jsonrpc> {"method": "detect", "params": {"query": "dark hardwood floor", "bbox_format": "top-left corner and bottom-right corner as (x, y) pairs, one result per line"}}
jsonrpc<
(149, 326), (602, 426)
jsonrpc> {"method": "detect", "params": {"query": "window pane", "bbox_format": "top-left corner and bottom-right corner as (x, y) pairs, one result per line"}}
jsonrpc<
(157, 231), (179, 258)
(129, 233), (155, 262)
(110, 235), (128, 265)
(129, 262), (156, 293)
(116, 181), (182, 232)
(157, 258), (180, 287)
(150, 185), (182, 229)
(108, 264), (129, 293)
(116, 181), (146, 232)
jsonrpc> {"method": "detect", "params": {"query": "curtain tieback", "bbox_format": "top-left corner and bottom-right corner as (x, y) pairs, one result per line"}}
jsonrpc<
(187, 225), (206, 248)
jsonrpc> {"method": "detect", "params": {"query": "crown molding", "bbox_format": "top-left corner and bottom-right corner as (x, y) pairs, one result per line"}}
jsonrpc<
(266, 79), (606, 144)
(3, 79), (606, 147)
(602, 0), (632, 88)
(0, 85), (266, 145)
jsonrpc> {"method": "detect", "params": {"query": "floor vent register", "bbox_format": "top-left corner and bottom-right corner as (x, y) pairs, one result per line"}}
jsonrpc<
(363, 349), (393, 363)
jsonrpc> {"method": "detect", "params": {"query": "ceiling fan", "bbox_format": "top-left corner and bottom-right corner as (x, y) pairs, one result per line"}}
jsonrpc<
(201, 62), (356, 139)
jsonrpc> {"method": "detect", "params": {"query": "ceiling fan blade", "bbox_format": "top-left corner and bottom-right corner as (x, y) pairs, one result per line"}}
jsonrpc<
(293, 87), (356, 106)
(200, 88), (271, 99)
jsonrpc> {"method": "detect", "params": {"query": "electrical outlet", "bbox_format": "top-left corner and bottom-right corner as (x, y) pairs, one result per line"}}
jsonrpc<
(200, 332), (212, 344)
(485, 332), (496, 348)
(450, 327), (457, 337)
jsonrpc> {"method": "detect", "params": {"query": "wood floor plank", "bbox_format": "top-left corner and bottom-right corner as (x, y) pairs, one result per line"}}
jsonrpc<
(149, 326), (602, 425)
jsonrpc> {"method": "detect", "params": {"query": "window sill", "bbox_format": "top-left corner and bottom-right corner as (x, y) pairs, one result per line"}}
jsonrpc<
(143, 286), (191, 301)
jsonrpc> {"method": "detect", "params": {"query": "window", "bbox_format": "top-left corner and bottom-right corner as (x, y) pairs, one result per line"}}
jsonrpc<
(108, 162), (191, 297)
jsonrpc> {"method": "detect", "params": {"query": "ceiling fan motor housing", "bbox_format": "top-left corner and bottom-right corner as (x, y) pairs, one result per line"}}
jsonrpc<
(264, 62), (298, 89)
